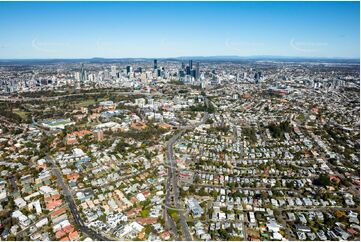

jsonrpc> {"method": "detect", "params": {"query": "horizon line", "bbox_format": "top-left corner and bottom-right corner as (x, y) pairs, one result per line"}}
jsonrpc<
(0, 55), (359, 61)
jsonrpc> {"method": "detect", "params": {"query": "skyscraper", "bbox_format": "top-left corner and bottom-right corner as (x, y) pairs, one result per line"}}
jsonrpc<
(254, 71), (262, 84)
(111, 66), (117, 77)
(189, 60), (193, 70)
(196, 62), (200, 80)
(126, 65), (133, 74)
(186, 66), (191, 75)
(154, 59), (157, 70)
(80, 63), (86, 81)
(191, 69), (197, 79)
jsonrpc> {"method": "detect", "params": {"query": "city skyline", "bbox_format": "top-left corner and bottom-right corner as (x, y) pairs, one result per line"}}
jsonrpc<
(0, 1), (360, 59)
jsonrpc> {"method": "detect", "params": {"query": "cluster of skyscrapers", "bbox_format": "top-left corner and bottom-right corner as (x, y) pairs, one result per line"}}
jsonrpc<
(179, 60), (200, 81)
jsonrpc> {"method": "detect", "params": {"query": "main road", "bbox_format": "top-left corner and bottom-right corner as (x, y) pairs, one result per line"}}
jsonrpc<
(164, 97), (210, 241)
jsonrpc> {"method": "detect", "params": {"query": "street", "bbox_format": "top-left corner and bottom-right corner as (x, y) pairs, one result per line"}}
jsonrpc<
(47, 156), (113, 241)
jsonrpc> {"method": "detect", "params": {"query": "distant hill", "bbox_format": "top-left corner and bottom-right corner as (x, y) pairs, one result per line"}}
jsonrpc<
(0, 55), (359, 65)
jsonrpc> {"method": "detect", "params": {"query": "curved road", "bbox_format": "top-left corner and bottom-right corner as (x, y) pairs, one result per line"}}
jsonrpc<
(164, 98), (210, 241)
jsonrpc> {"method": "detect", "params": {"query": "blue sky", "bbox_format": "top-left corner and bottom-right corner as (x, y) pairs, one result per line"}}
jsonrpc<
(0, 1), (359, 59)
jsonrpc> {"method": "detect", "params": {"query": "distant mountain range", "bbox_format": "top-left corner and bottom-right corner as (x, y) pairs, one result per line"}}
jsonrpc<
(0, 55), (359, 65)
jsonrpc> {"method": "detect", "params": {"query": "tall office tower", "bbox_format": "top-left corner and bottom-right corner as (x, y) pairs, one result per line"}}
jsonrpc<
(254, 73), (259, 84)
(196, 62), (200, 80)
(126, 66), (133, 74)
(154, 59), (158, 70)
(111, 66), (117, 77)
(181, 62), (185, 70)
(254, 71), (262, 84)
(75, 72), (81, 82)
(191, 70), (197, 79)
(189, 60), (193, 70)
(186, 66), (191, 75)
(80, 63), (86, 81)
(104, 70), (110, 79)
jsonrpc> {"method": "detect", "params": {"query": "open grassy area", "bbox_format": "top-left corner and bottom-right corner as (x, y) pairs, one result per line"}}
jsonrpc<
(13, 108), (29, 120)
(168, 208), (179, 221)
(74, 98), (105, 107)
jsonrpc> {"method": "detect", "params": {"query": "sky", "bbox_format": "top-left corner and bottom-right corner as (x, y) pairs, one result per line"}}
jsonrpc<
(0, 1), (359, 59)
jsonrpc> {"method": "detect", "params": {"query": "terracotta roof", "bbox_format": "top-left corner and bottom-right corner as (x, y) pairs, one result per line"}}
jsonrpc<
(63, 224), (75, 234)
(50, 207), (66, 218)
(67, 173), (80, 181)
(45, 194), (61, 202)
(347, 228), (358, 235)
(69, 231), (79, 240)
(142, 190), (151, 197)
(46, 200), (63, 210)
(138, 232), (145, 240)
(136, 217), (157, 225)
(66, 130), (92, 138)
(161, 231), (171, 240)
(55, 230), (66, 239)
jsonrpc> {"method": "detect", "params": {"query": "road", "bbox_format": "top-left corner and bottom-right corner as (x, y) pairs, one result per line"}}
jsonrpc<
(168, 130), (193, 241)
(47, 156), (113, 241)
(164, 97), (210, 240)
(163, 130), (184, 240)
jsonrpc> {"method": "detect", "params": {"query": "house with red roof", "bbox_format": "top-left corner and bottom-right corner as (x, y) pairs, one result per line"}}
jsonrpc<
(69, 231), (79, 241)
(65, 130), (92, 145)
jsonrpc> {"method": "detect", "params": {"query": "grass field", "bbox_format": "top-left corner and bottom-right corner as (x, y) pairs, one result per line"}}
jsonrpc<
(13, 108), (29, 120)
(74, 97), (106, 107)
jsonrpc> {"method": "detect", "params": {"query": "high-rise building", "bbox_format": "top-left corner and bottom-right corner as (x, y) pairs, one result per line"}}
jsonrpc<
(75, 72), (80, 81)
(154, 59), (158, 70)
(189, 60), (193, 70)
(126, 66), (133, 74)
(186, 66), (191, 75)
(195, 62), (200, 80)
(191, 70), (197, 79)
(254, 71), (262, 83)
(80, 63), (86, 81)
(104, 70), (110, 79)
(111, 66), (117, 77)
